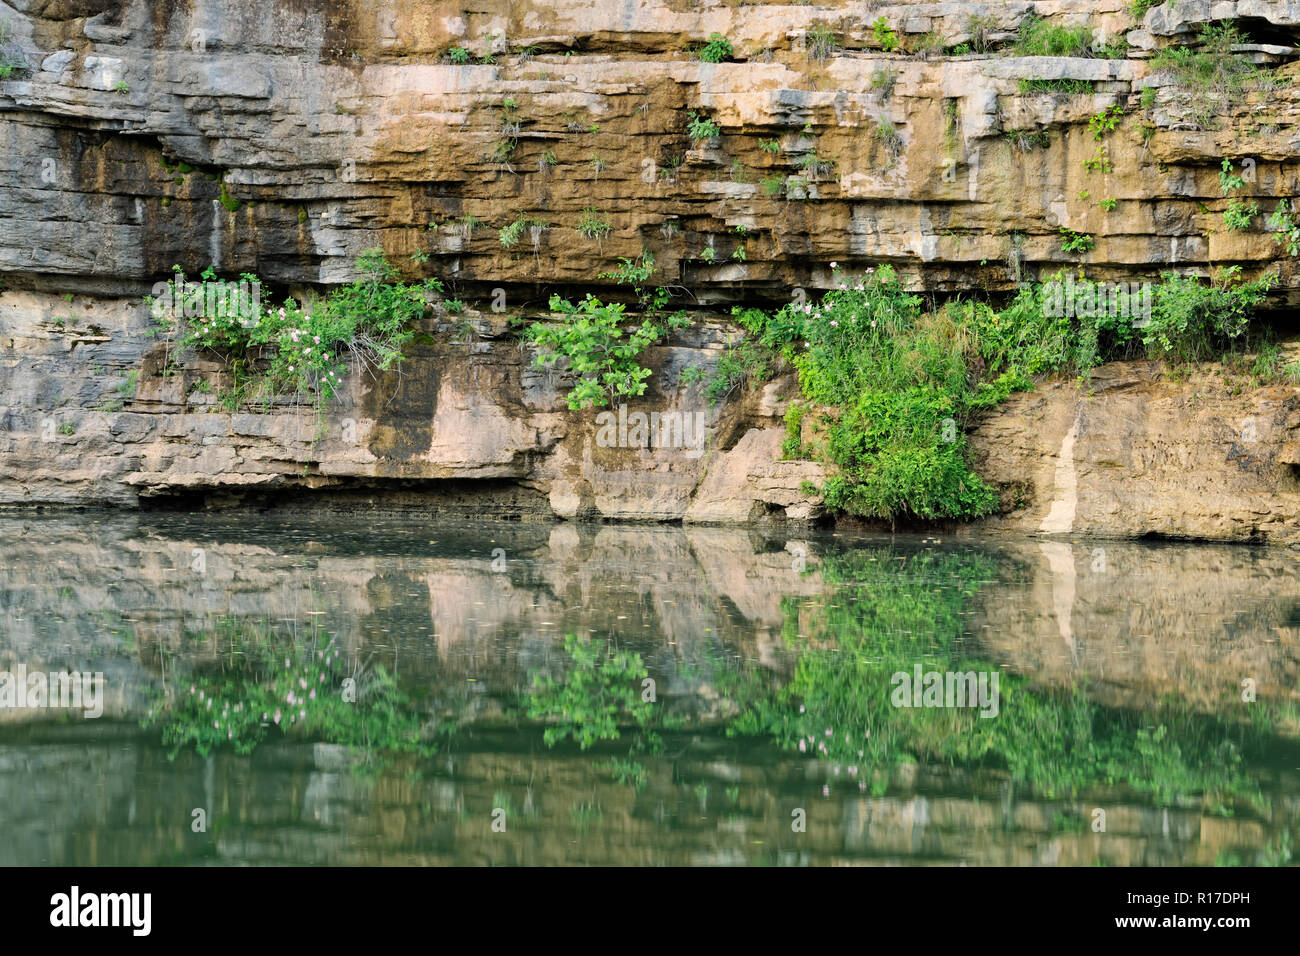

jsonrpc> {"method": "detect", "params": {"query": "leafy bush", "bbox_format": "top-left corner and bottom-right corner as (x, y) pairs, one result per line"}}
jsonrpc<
(751, 265), (999, 521)
(500, 214), (547, 248)
(1060, 228), (1095, 253)
(1083, 145), (1112, 173)
(526, 293), (690, 409)
(1088, 104), (1124, 140)
(1267, 199), (1300, 255)
(1224, 198), (1259, 231)
(869, 18), (899, 53)
(446, 46), (471, 65)
(526, 634), (654, 749)
(1219, 157), (1247, 193)
(697, 33), (733, 63)
(686, 110), (721, 141)
(1144, 267), (1277, 362)
(715, 262), (1279, 522)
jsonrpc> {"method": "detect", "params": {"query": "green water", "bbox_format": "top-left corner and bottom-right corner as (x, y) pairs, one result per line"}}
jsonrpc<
(0, 513), (1296, 865)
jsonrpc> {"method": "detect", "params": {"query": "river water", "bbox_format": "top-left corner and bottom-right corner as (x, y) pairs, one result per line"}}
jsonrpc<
(1, 513), (1296, 865)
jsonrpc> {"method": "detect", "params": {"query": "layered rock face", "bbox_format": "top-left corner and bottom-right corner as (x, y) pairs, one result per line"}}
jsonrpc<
(1, 0), (1299, 536)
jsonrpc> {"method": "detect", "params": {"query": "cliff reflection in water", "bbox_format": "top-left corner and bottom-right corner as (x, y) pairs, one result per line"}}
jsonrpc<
(0, 513), (1296, 865)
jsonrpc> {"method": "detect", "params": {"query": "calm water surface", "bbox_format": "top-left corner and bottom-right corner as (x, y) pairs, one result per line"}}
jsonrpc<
(1, 513), (1297, 865)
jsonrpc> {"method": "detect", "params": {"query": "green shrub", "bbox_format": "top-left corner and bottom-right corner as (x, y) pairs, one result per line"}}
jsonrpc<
(1088, 104), (1124, 140)
(869, 18), (899, 53)
(526, 634), (655, 750)
(447, 46), (471, 65)
(1083, 145), (1112, 173)
(711, 262), (1280, 523)
(1223, 198), (1259, 231)
(697, 33), (733, 63)
(500, 214), (547, 248)
(686, 110), (721, 142)
(526, 293), (690, 409)
(1144, 267), (1277, 362)
(1060, 228), (1095, 253)
(749, 266), (999, 522)
(1219, 157), (1246, 193)
(1267, 199), (1300, 255)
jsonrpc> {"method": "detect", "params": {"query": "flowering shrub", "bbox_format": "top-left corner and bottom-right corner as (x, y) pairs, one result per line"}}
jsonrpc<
(158, 250), (440, 411)
(149, 633), (431, 768)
